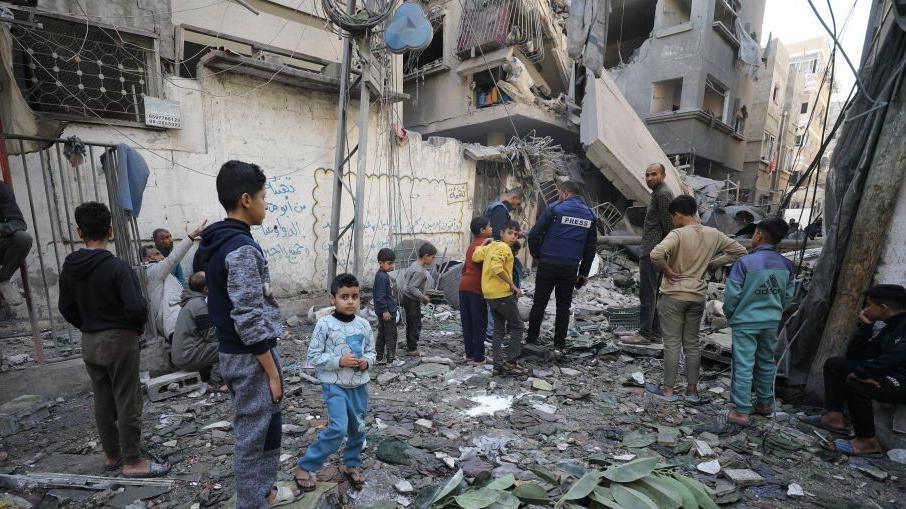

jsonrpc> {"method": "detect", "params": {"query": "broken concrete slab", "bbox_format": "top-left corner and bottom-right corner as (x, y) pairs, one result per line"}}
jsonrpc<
(580, 73), (684, 205)
(409, 363), (450, 378)
(724, 469), (765, 486)
(697, 459), (721, 475)
(0, 395), (53, 437)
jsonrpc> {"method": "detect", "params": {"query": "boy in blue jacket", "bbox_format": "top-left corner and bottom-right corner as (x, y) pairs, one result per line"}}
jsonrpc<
(374, 248), (403, 367)
(294, 273), (376, 491)
(723, 217), (794, 425)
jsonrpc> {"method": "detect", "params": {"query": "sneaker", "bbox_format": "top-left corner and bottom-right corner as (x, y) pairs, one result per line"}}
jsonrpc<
(405, 349), (422, 357)
(389, 359), (406, 368)
(0, 281), (23, 306)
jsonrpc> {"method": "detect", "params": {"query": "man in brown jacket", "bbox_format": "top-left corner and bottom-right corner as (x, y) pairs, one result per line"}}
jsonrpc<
(647, 195), (746, 401)
(625, 164), (674, 344)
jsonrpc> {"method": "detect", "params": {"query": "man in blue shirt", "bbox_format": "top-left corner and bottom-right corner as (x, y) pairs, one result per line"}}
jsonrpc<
(484, 188), (525, 240)
(526, 181), (598, 354)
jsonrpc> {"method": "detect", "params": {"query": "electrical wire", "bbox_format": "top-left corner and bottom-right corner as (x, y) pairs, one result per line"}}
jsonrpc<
(58, 1), (230, 19)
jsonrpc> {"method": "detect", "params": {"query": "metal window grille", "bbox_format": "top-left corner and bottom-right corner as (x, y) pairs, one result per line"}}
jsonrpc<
(10, 14), (153, 123)
(456, 0), (545, 63)
(4, 134), (142, 362)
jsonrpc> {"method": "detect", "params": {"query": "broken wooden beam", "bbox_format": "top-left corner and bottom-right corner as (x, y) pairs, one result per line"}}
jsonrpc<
(0, 472), (176, 491)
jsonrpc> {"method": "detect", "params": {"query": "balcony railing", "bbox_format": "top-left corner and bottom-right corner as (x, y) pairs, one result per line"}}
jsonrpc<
(456, 0), (544, 63)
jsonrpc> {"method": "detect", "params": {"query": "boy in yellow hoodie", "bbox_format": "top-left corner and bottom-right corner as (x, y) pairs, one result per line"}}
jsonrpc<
(473, 220), (528, 376)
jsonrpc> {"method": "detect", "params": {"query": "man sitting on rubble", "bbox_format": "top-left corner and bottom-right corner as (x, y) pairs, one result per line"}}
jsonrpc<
(802, 284), (906, 456)
(171, 271), (226, 392)
(152, 227), (186, 287)
(142, 221), (206, 343)
(0, 181), (33, 306)
(525, 180), (597, 355)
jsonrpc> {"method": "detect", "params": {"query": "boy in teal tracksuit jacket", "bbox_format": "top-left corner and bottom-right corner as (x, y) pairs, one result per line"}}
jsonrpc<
(723, 218), (795, 425)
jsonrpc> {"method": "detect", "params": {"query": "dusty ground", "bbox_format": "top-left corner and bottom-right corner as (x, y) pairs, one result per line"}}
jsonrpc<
(1, 274), (905, 509)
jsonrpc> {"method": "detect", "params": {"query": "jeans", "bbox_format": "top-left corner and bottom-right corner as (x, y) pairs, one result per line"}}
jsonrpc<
(375, 315), (398, 362)
(526, 262), (577, 349)
(824, 357), (906, 438)
(81, 329), (143, 463)
(459, 291), (487, 362)
(401, 297), (422, 351)
(298, 384), (369, 471)
(730, 328), (778, 414)
(0, 231), (32, 282)
(638, 255), (661, 338)
(658, 296), (705, 388)
(487, 295), (523, 367)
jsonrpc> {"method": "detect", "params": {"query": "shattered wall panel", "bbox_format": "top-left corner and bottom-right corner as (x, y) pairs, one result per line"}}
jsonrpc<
(580, 72), (684, 204)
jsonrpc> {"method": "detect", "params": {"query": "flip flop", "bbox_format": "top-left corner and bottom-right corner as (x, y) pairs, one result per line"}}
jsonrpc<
(341, 466), (366, 490)
(645, 383), (681, 401)
(269, 486), (302, 508)
(696, 411), (748, 436)
(832, 439), (884, 457)
(798, 415), (851, 435)
(293, 469), (318, 492)
(122, 461), (170, 478)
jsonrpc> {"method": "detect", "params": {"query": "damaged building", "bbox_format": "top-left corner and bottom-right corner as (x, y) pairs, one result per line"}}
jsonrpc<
(603, 0), (765, 185)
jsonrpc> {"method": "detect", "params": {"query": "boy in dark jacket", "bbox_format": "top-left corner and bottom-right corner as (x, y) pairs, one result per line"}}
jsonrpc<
(59, 202), (168, 477)
(171, 271), (224, 391)
(374, 248), (402, 367)
(802, 284), (906, 456)
(192, 161), (299, 508)
(723, 218), (794, 425)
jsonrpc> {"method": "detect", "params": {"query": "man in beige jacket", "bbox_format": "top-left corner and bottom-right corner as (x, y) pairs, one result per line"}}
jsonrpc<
(648, 195), (746, 401)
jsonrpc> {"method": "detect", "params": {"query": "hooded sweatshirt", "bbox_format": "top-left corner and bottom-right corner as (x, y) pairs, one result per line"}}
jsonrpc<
(193, 219), (282, 355)
(171, 288), (215, 368)
(58, 248), (147, 333)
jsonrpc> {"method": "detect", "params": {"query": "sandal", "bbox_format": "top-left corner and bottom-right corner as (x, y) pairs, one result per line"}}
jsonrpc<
(209, 383), (229, 393)
(645, 383), (681, 402)
(104, 459), (123, 472)
(293, 468), (317, 492)
(831, 438), (884, 457)
(341, 465), (366, 489)
(269, 486), (301, 507)
(696, 410), (748, 436)
(798, 415), (851, 435)
(122, 461), (170, 478)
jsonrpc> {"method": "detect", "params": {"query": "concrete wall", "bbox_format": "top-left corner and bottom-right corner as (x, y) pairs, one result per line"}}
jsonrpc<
(7, 71), (477, 311)
(876, 180), (906, 285)
(608, 0), (765, 175)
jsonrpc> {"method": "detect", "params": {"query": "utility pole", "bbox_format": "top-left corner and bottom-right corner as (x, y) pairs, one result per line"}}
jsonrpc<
(768, 110), (788, 213)
(352, 37), (370, 279)
(326, 0), (357, 289)
(805, 78), (906, 399)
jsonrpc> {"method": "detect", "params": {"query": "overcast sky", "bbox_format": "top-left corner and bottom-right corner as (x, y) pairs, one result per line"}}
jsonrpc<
(761, 0), (873, 99)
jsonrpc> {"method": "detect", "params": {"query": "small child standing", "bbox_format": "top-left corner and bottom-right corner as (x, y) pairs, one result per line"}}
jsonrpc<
(193, 161), (299, 508)
(294, 274), (376, 491)
(374, 248), (403, 367)
(460, 217), (492, 365)
(723, 218), (794, 425)
(473, 220), (527, 376)
(401, 242), (437, 356)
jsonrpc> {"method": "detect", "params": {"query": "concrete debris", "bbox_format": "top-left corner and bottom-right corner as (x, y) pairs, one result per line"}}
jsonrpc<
(723, 468), (765, 486)
(697, 459), (721, 475)
(3, 269), (904, 508)
(0, 394), (53, 437)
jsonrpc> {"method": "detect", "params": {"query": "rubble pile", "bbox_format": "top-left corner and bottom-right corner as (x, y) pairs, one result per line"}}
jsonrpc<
(0, 267), (904, 509)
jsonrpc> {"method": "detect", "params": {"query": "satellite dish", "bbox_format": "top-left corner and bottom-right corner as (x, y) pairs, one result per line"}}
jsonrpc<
(384, 2), (433, 54)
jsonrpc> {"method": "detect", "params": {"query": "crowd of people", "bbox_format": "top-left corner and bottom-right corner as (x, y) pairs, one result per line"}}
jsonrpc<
(48, 159), (906, 508)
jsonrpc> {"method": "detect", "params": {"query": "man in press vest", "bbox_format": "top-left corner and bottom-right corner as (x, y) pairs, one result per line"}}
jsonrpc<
(526, 181), (598, 355)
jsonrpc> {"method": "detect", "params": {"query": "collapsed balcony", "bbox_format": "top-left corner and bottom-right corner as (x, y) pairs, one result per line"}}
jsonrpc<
(456, 0), (545, 63)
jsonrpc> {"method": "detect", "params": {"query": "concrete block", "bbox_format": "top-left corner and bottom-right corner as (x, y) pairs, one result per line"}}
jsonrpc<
(724, 469), (765, 486)
(0, 395), (53, 436)
(144, 372), (202, 402)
